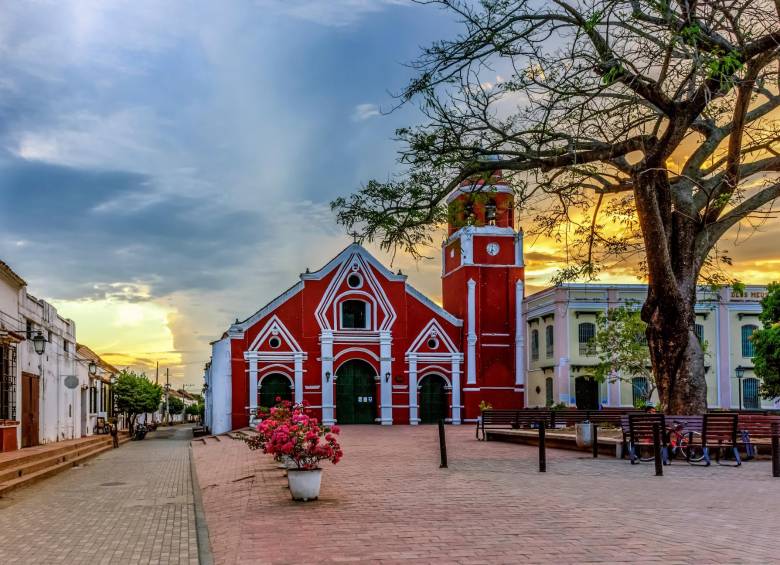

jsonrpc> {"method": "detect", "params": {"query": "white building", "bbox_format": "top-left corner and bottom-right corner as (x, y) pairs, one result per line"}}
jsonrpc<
(524, 284), (777, 411)
(76, 344), (121, 436)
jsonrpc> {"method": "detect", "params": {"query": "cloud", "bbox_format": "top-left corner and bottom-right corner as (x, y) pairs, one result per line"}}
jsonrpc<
(260, 0), (409, 27)
(352, 103), (381, 121)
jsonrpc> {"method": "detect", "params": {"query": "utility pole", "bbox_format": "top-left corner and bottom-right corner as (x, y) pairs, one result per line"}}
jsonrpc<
(155, 361), (159, 385)
(165, 368), (170, 425)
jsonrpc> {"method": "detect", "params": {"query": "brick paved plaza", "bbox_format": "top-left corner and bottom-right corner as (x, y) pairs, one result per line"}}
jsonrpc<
(0, 426), (198, 565)
(193, 426), (780, 564)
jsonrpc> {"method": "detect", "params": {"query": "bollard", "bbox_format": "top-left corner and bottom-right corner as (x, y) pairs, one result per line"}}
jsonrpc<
(653, 422), (663, 477)
(772, 422), (779, 478)
(539, 421), (547, 472)
(438, 419), (448, 469)
(592, 424), (599, 459)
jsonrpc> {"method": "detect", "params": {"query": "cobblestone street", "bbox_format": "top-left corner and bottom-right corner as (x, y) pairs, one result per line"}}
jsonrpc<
(193, 425), (780, 564)
(0, 426), (199, 565)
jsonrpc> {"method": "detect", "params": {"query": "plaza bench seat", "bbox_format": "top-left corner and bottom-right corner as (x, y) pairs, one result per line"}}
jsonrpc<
(478, 410), (552, 440)
(626, 413), (669, 464)
(738, 414), (780, 460)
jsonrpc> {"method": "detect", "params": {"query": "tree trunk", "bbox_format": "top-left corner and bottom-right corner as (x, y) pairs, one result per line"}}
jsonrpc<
(634, 167), (708, 415)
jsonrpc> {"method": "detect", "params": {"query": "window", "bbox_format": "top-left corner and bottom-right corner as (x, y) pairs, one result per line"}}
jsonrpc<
(578, 322), (595, 355)
(341, 300), (369, 329)
(90, 385), (97, 413)
(545, 377), (553, 407)
(741, 324), (757, 358)
(531, 329), (539, 361)
(0, 344), (17, 420)
(545, 325), (554, 358)
(743, 378), (760, 410)
(426, 337), (439, 350)
(347, 273), (363, 289)
(694, 324), (704, 344)
(63, 340), (70, 354)
(268, 336), (281, 349)
(485, 199), (497, 225)
(26, 319), (33, 339)
(632, 377), (649, 407)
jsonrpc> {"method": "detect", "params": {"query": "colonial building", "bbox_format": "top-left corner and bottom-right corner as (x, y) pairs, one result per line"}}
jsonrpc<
(205, 176), (526, 433)
(524, 284), (777, 411)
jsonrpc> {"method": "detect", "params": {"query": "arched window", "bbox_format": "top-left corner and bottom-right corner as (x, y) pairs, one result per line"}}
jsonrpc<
(485, 199), (497, 225)
(578, 322), (595, 355)
(741, 324), (757, 358)
(531, 329), (539, 361)
(694, 323), (704, 344)
(545, 325), (554, 358)
(341, 300), (370, 330)
(743, 377), (760, 409)
(632, 377), (649, 407)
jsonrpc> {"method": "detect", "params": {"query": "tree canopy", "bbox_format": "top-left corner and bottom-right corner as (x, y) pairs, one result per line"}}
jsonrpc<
(167, 396), (185, 416)
(333, 0), (780, 414)
(113, 370), (163, 428)
(753, 282), (780, 399)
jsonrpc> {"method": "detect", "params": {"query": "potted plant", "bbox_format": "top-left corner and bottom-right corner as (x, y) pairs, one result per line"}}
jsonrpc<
(246, 402), (343, 501)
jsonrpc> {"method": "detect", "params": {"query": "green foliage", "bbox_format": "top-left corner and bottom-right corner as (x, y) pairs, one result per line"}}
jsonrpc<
(167, 396), (185, 415)
(753, 283), (780, 399)
(590, 304), (654, 400)
(113, 370), (163, 418)
(185, 402), (202, 417)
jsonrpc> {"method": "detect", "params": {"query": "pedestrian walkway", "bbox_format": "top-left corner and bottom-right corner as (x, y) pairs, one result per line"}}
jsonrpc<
(193, 425), (780, 564)
(0, 425), (199, 565)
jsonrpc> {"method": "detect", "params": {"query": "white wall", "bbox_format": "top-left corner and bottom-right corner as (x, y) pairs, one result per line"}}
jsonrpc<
(206, 337), (232, 434)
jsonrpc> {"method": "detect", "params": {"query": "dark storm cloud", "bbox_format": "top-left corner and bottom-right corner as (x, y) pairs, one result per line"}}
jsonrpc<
(0, 157), (261, 300)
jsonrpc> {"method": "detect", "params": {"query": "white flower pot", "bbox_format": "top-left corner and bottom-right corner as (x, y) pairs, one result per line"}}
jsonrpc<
(287, 468), (322, 501)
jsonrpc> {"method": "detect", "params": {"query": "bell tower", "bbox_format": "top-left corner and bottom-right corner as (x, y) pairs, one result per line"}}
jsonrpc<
(441, 171), (525, 419)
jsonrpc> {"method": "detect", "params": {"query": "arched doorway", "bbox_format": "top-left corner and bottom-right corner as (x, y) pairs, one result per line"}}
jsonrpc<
(575, 376), (599, 410)
(418, 374), (447, 424)
(336, 359), (376, 424)
(259, 374), (292, 410)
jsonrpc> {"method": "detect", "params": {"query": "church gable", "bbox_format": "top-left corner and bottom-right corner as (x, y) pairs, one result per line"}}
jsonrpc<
(407, 319), (459, 356)
(248, 315), (302, 353)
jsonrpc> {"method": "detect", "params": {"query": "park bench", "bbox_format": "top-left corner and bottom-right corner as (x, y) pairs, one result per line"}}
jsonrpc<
(478, 409), (552, 440)
(626, 413), (669, 464)
(93, 417), (109, 435)
(738, 415), (780, 460)
(698, 413), (741, 466)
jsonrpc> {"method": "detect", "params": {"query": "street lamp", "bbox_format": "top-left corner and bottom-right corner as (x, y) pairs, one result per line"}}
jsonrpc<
(735, 366), (745, 411)
(32, 332), (46, 355)
(88, 361), (97, 376)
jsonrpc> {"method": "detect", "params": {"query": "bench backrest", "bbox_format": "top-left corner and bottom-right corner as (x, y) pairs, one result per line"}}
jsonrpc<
(737, 415), (780, 438)
(628, 413), (667, 443)
(667, 415), (704, 433)
(702, 413), (738, 446)
(481, 409), (552, 428)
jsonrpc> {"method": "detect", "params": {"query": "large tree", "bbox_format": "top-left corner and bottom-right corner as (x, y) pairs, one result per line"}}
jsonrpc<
(753, 282), (780, 399)
(113, 370), (163, 433)
(333, 0), (780, 414)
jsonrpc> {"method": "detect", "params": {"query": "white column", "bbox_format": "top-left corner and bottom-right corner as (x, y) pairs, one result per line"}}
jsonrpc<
(515, 229), (525, 267)
(321, 330), (334, 425)
(451, 354), (461, 425)
(467, 278), (477, 384)
(248, 357), (258, 414)
(408, 355), (418, 425)
(379, 330), (393, 425)
(294, 353), (304, 404)
(515, 280), (525, 387)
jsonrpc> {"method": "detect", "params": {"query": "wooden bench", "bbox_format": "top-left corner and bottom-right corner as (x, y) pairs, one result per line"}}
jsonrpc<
(478, 410), (552, 440)
(738, 415), (780, 460)
(700, 413), (741, 466)
(626, 413), (669, 464)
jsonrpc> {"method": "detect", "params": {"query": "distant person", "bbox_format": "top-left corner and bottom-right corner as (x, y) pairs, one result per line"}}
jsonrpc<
(110, 422), (119, 448)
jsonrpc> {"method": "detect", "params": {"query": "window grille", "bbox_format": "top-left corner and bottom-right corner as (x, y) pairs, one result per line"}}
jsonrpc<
(743, 378), (760, 409)
(0, 344), (18, 420)
(545, 325), (554, 358)
(741, 325), (757, 358)
(531, 329), (539, 361)
(632, 377), (649, 407)
(578, 322), (595, 355)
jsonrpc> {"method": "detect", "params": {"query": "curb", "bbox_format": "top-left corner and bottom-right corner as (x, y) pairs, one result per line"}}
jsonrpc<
(189, 444), (214, 565)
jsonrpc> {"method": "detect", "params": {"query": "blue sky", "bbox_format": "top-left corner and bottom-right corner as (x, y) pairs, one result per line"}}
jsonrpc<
(0, 1), (466, 385)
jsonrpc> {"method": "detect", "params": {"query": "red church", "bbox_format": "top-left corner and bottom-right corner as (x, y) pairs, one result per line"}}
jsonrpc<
(205, 175), (526, 432)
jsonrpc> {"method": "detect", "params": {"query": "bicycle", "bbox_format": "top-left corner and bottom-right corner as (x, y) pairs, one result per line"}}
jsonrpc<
(668, 420), (705, 463)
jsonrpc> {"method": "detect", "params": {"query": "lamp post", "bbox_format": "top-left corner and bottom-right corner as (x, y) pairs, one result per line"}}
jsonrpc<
(164, 383), (171, 426)
(736, 366), (745, 411)
(31, 332), (46, 445)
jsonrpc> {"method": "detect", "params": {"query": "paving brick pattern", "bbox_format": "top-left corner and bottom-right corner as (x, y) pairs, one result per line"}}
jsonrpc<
(193, 426), (780, 564)
(0, 426), (198, 565)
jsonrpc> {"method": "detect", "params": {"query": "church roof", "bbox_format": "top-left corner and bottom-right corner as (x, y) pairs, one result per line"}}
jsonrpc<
(229, 243), (462, 333)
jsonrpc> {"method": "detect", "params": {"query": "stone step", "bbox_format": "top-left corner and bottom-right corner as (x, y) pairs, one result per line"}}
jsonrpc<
(0, 437), (116, 483)
(0, 436), (111, 473)
(0, 441), (114, 497)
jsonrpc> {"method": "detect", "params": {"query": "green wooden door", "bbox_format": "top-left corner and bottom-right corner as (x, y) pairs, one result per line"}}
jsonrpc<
(419, 375), (447, 424)
(259, 374), (292, 410)
(336, 360), (376, 424)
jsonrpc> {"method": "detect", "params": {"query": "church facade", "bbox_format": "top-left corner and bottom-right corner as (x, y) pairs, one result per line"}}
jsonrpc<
(205, 176), (526, 433)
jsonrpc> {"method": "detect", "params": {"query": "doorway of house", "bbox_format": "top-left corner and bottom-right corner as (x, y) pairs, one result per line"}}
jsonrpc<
(21, 372), (40, 448)
(418, 374), (448, 424)
(575, 376), (599, 410)
(335, 360), (376, 424)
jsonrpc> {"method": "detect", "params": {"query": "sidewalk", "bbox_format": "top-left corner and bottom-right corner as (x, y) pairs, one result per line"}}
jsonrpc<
(0, 425), (199, 565)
